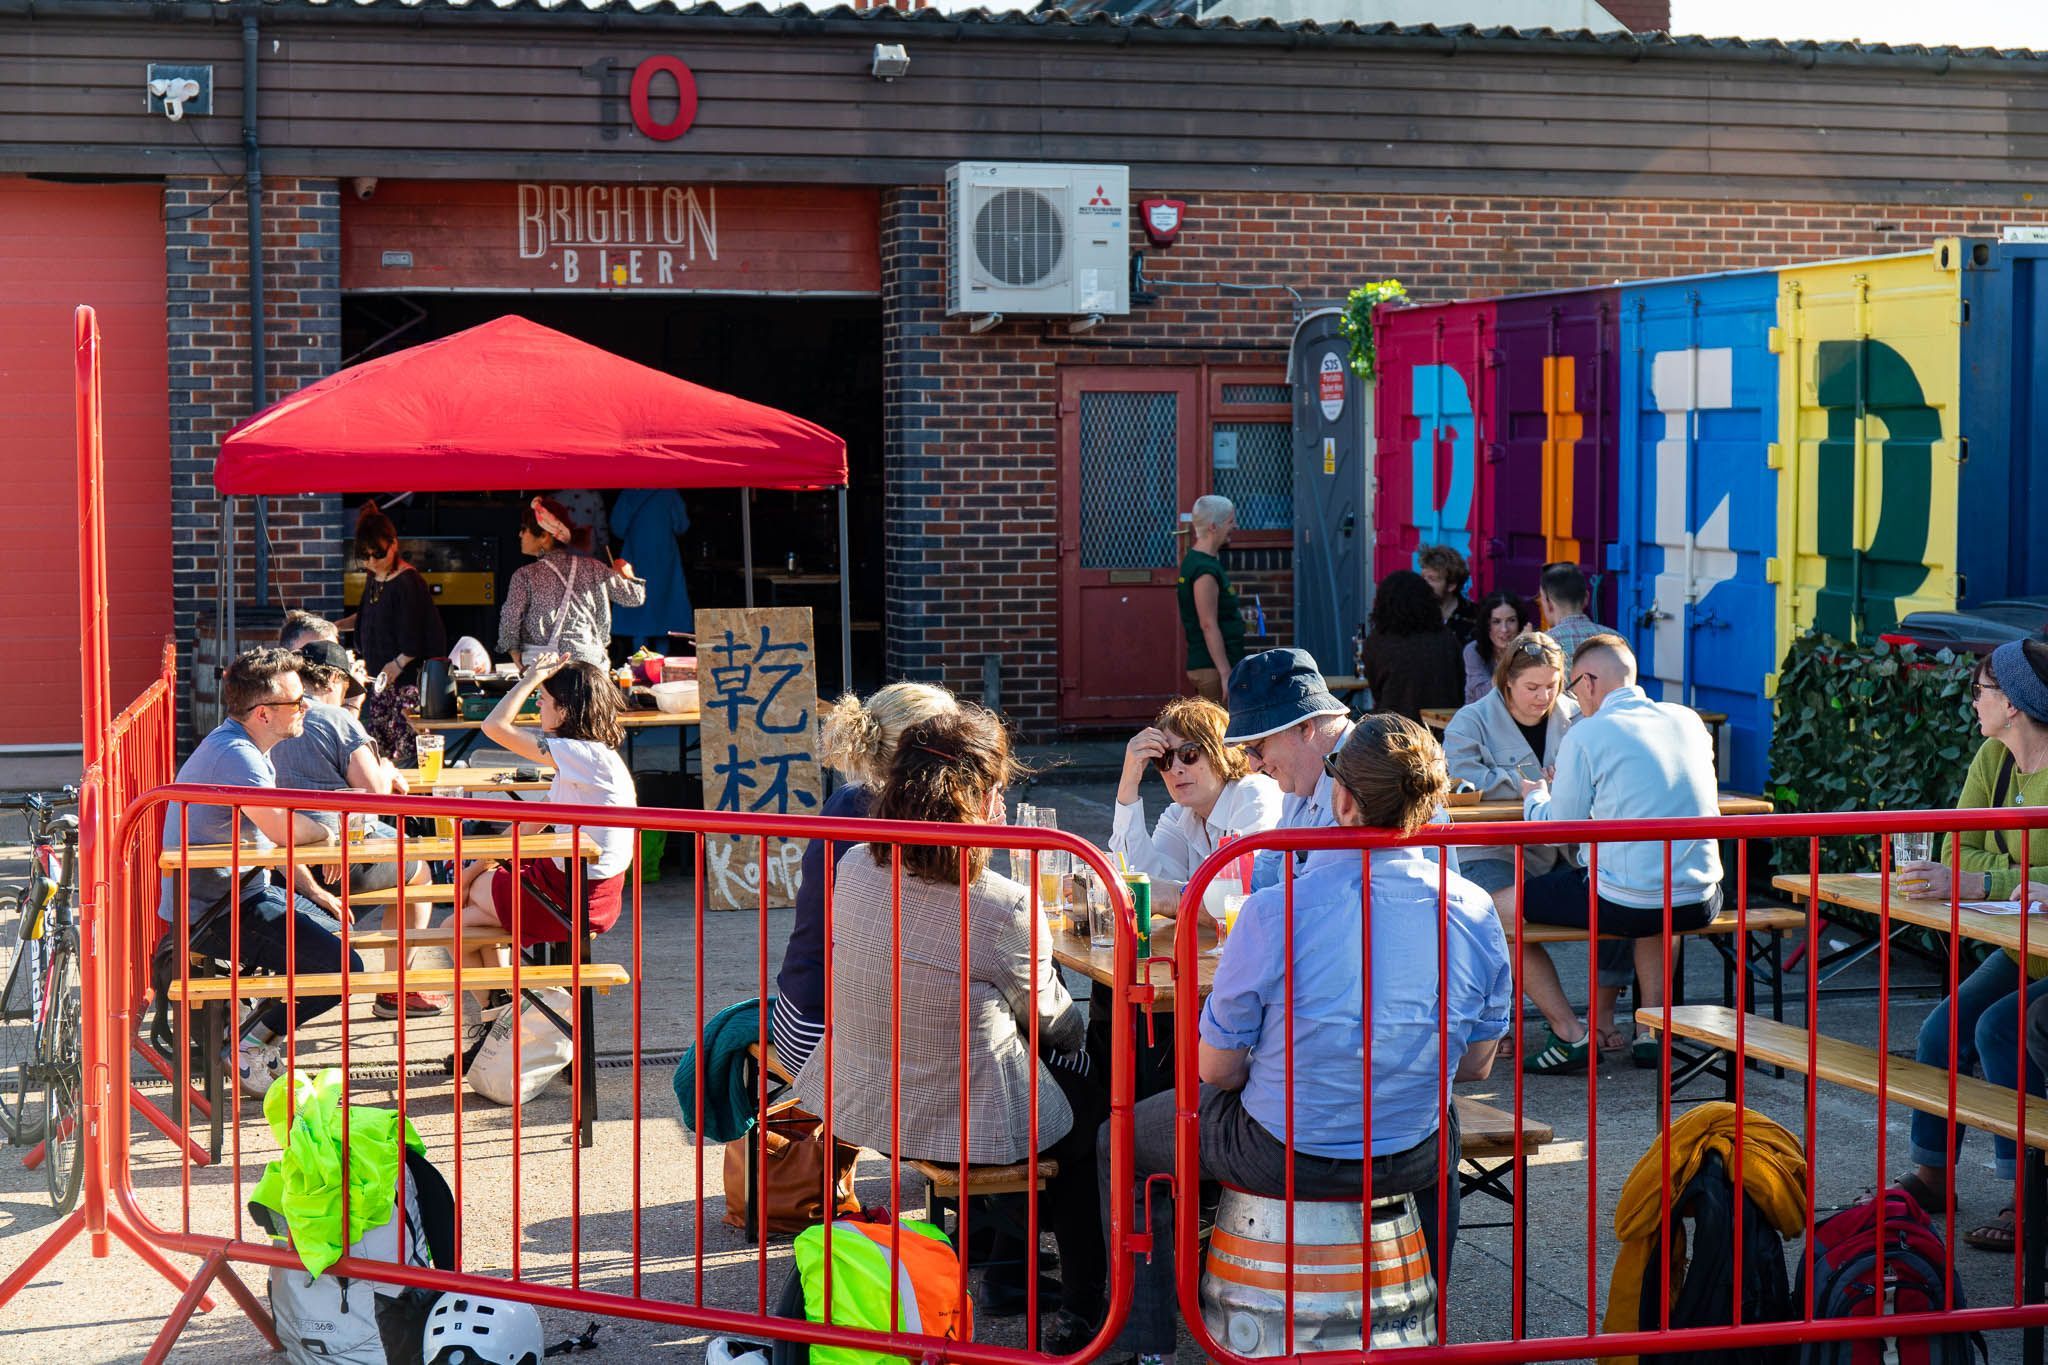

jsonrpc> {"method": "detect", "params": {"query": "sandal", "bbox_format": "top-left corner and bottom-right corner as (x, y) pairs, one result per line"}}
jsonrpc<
(1892, 1170), (1945, 1217)
(1524, 1027), (1590, 1075)
(1964, 1207), (2016, 1253)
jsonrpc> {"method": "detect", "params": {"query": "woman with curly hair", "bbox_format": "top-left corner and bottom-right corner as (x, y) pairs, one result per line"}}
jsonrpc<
(1359, 568), (1465, 722)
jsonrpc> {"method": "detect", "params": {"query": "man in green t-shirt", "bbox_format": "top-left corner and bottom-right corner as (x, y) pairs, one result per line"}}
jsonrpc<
(1177, 494), (1246, 703)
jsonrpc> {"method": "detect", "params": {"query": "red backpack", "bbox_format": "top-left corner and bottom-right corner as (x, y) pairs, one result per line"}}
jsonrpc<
(1795, 1190), (1985, 1365)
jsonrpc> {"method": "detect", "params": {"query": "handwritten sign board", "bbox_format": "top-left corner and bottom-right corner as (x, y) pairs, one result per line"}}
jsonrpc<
(697, 606), (821, 911)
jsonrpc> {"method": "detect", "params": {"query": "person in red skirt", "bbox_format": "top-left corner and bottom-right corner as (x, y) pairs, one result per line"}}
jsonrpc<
(453, 651), (637, 1017)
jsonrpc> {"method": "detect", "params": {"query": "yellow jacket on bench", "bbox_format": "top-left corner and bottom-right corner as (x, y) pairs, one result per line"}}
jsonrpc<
(1601, 1101), (1806, 1365)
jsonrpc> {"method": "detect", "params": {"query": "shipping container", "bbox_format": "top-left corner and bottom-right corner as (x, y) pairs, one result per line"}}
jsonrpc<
(1772, 248), (1963, 655)
(1491, 289), (1620, 620)
(1958, 237), (2048, 606)
(1613, 270), (1780, 793)
(1371, 300), (1495, 589)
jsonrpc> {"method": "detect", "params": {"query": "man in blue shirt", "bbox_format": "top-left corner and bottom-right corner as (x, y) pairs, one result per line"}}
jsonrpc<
(1099, 715), (1514, 1363)
(160, 648), (363, 1099)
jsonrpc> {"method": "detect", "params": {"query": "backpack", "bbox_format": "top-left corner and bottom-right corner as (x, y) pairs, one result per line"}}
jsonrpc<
(250, 1149), (456, 1365)
(1796, 1190), (1987, 1365)
(1636, 1150), (1798, 1364)
(772, 1217), (973, 1365)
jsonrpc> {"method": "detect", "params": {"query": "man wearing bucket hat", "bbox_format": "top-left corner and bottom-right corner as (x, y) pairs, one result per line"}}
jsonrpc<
(1223, 649), (1354, 891)
(1226, 648), (1453, 890)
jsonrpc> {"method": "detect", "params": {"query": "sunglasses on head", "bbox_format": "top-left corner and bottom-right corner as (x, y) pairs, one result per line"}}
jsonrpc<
(1515, 639), (1549, 660)
(1153, 741), (1206, 774)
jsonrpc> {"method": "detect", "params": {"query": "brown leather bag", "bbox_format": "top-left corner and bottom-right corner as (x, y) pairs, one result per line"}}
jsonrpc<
(721, 1106), (862, 1236)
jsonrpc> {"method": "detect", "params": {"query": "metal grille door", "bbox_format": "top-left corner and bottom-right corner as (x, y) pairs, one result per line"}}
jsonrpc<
(1079, 392), (1180, 568)
(1059, 370), (1199, 725)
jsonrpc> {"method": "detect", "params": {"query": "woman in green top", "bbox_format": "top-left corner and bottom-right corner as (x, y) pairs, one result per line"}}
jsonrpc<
(1894, 639), (2048, 1251)
(1178, 494), (1246, 704)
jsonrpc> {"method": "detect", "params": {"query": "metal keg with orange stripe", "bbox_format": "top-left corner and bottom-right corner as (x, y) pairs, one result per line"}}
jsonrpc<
(1199, 1188), (1435, 1356)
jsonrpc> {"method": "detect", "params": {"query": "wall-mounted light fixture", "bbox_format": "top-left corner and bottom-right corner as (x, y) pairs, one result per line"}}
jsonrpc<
(871, 43), (910, 81)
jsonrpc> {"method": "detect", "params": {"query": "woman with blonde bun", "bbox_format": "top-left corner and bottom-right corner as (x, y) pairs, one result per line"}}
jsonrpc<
(770, 681), (957, 1074)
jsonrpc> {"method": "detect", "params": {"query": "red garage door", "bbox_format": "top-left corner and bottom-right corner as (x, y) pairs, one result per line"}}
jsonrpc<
(0, 180), (172, 748)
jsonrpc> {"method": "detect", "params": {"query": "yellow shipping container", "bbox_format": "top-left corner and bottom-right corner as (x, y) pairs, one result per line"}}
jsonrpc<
(1771, 245), (1964, 667)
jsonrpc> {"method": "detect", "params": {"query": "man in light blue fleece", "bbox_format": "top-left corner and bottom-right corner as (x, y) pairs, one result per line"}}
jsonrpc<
(1512, 634), (1723, 1073)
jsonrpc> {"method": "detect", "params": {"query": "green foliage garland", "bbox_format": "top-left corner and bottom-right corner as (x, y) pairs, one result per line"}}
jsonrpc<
(1767, 632), (1982, 958)
(1338, 279), (1409, 381)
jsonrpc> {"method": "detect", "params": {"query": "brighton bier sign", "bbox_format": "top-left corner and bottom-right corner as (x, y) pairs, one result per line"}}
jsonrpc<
(339, 181), (883, 295)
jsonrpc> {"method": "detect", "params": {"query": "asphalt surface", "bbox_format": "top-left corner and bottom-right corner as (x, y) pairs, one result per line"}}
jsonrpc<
(0, 771), (2038, 1362)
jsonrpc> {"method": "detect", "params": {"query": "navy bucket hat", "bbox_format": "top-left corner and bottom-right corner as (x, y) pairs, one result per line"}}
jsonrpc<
(1223, 648), (1348, 743)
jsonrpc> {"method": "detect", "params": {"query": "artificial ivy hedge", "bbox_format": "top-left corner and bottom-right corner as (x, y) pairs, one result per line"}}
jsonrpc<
(1767, 633), (1981, 960)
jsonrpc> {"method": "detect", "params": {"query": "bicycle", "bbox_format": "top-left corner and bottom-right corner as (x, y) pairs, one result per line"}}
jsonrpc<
(0, 787), (84, 1212)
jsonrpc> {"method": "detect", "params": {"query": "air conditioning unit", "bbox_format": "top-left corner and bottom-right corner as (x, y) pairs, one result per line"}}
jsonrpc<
(946, 162), (1130, 317)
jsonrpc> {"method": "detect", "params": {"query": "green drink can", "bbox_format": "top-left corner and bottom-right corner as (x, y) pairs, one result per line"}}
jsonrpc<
(1123, 872), (1152, 956)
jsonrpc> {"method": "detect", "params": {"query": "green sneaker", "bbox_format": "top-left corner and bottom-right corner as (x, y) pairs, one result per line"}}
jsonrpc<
(1524, 1027), (1590, 1074)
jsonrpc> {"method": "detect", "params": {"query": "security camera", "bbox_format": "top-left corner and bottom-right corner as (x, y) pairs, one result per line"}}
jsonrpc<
(351, 177), (379, 201)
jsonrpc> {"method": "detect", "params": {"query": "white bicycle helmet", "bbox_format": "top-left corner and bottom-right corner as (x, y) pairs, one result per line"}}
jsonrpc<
(706, 1338), (771, 1365)
(422, 1293), (546, 1365)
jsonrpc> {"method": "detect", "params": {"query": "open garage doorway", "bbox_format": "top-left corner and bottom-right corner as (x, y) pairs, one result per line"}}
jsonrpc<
(339, 294), (883, 698)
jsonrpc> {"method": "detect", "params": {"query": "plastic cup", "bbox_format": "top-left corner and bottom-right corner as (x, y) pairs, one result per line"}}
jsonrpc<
(1221, 892), (1246, 941)
(432, 787), (457, 842)
(346, 811), (372, 845)
(1088, 877), (1116, 949)
(1892, 832), (1932, 867)
(416, 734), (444, 785)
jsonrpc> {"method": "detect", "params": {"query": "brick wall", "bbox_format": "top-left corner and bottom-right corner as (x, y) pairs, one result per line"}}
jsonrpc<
(1603, 0), (1672, 32)
(165, 175), (343, 737)
(881, 187), (2048, 736)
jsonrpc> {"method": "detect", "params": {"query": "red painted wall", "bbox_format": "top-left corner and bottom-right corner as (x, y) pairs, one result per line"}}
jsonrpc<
(0, 180), (173, 747)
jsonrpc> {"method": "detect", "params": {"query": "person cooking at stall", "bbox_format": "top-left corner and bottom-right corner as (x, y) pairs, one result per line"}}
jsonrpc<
(498, 495), (647, 668)
(338, 501), (446, 768)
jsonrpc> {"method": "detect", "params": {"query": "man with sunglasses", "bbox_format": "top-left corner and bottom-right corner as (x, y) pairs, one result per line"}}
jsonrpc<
(1221, 649), (1357, 891)
(158, 648), (363, 1099)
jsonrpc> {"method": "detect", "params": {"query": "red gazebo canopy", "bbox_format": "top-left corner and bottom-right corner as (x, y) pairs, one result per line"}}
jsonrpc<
(215, 315), (846, 494)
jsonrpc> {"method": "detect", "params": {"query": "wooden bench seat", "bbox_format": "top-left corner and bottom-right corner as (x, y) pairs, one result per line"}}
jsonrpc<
(345, 883), (460, 907)
(744, 1041), (794, 1085)
(910, 1158), (1059, 1197)
(345, 925), (514, 952)
(1637, 1004), (2048, 1151)
(163, 962), (630, 1003)
(1453, 1096), (1554, 1161)
(1515, 904), (1804, 945)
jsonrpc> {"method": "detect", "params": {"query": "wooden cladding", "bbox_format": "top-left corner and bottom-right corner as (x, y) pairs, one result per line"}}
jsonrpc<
(340, 181), (881, 294)
(5, 15), (2048, 201)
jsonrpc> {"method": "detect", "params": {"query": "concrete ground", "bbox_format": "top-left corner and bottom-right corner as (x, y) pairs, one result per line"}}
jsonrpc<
(0, 772), (2037, 1362)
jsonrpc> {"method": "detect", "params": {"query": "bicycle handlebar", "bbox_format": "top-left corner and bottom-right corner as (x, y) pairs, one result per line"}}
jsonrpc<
(2, 787), (78, 816)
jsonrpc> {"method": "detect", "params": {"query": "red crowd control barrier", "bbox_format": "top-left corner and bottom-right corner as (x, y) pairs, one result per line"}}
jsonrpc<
(1174, 809), (2048, 1365)
(96, 786), (1144, 1363)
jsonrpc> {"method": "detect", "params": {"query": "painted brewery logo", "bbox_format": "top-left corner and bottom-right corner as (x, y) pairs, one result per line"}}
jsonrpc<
(516, 183), (718, 288)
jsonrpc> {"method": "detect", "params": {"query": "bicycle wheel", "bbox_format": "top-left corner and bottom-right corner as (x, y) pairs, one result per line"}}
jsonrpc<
(39, 943), (82, 1213)
(0, 890), (48, 1145)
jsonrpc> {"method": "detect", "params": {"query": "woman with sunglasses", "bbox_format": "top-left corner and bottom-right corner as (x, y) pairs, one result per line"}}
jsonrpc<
(1112, 696), (1283, 883)
(1891, 640), (2048, 1253)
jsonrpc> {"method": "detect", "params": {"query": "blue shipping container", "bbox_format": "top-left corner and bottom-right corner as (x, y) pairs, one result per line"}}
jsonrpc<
(1613, 271), (1781, 793)
(1958, 238), (2048, 606)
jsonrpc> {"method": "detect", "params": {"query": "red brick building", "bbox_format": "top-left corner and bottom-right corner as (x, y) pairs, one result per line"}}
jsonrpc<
(3, 3), (2041, 745)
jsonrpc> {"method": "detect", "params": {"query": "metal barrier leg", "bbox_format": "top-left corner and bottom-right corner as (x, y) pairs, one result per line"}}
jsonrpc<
(2027, 1155), (2046, 1365)
(107, 1214), (217, 1308)
(0, 1208), (86, 1307)
(140, 1247), (230, 1365)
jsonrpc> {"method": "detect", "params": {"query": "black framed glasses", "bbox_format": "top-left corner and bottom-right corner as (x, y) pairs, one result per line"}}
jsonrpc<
(1242, 739), (1267, 764)
(1567, 671), (1592, 693)
(1153, 742), (1206, 774)
(1973, 680), (2002, 700)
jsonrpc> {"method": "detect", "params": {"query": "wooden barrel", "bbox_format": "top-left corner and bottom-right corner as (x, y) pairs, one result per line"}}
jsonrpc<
(1199, 1187), (1436, 1357)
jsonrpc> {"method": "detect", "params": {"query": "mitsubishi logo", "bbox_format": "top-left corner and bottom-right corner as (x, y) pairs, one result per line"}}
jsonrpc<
(1087, 185), (1113, 207)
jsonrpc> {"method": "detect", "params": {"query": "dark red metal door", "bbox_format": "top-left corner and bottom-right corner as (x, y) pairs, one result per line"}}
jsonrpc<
(1056, 367), (1201, 727)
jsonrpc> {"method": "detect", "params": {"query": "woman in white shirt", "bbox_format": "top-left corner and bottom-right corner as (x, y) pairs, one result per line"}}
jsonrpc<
(1112, 696), (1283, 884)
(454, 653), (638, 1008)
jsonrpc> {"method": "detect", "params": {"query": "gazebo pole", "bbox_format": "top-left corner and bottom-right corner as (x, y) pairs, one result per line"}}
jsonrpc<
(741, 487), (755, 608)
(838, 487), (852, 696)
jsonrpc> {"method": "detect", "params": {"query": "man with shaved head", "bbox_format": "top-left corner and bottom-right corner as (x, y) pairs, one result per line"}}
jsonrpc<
(1505, 634), (1724, 1074)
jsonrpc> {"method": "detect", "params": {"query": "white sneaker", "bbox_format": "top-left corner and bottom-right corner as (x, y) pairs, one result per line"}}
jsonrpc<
(234, 1040), (285, 1099)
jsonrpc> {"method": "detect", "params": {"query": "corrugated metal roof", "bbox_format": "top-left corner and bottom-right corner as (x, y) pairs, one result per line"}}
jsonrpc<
(177, 0), (2048, 65)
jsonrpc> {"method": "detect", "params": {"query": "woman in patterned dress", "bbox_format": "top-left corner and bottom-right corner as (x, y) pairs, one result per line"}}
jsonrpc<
(497, 495), (647, 668)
